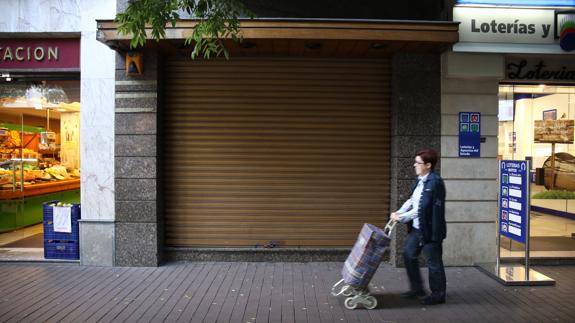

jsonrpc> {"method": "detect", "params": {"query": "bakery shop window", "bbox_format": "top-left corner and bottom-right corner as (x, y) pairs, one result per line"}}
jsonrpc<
(1, 80), (80, 181)
(0, 78), (80, 242)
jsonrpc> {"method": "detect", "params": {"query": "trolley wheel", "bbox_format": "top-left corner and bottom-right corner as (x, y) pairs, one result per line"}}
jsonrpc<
(344, 297), (357, 310)
(341, 286), (353, 297)
(363, 296), (377, 310)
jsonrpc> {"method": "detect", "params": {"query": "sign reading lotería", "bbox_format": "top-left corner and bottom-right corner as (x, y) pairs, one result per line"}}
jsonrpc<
(500, 160), (528, 244)
(459, 112), (481, 157)
(456, 0), (575, 6)
(506, 57), (575, 82)
(453, 6), (574, 54)
(454, 7), (556, 44)
(0, 39), (79, 70)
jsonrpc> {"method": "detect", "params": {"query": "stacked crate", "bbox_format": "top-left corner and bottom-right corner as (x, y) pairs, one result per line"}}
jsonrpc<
(43, 201), (81, 260)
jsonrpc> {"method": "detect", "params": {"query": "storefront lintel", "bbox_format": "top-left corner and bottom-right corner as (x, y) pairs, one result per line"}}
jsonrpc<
(96, 19), (459, 56)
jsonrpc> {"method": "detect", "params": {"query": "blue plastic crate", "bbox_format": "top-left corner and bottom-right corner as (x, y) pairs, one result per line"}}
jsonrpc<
(44, 239), (79, 260)
(43, 201), (81, 242)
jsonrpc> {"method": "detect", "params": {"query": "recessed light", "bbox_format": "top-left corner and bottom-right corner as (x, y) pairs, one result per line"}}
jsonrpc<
(240, 41), (256, 49)
(370, 42), (386, 49)
(304, 41), (322, 50)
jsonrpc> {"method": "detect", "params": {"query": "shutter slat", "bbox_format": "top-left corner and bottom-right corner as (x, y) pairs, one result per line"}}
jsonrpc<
(164, 57), (390, 248)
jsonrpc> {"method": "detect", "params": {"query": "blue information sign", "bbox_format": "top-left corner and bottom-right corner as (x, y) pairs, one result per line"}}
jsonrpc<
(459, 112), (481, 157)
(500, 160), (528, 244)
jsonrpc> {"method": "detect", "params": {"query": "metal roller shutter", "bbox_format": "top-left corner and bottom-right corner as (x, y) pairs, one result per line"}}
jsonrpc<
(163, 57), (390, 248)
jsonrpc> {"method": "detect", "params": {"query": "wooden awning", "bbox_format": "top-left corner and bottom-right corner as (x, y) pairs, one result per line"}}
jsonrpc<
(97, 19), (458, 57)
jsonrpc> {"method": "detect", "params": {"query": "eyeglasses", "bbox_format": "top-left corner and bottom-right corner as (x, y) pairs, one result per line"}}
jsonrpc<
(414, 161), (425, 165)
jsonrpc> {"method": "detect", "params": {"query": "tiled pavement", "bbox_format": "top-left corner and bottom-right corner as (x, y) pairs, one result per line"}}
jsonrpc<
(0, 262), (574, 323)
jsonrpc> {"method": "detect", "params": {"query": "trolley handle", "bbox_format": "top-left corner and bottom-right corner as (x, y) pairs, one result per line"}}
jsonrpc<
(383, 219), (397, 236)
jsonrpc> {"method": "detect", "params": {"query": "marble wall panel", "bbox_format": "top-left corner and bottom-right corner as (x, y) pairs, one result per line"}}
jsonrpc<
(81, 125), (115, 220)
(441, 158), (498, 179)
(0, 0), (80, 32)
(115, 113), (157, 135)
(115, 222), (159, 267)
(115, 157), (157, 179)
(441, 136), (499, 158)
(446, 201), (497, 222)
(442, 94), (499, 115)
(115, 135), (157, 157)
(445, 180), (498, 201)
(443, 222), (497, 266)
(115, 179), (157, 201)
(80, 220), (114, 266)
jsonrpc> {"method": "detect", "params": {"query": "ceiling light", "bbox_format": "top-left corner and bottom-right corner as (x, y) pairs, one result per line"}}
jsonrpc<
(304, 41), (322, 50)
(239, 41), (256, 49)
(370, 42), (386, 49)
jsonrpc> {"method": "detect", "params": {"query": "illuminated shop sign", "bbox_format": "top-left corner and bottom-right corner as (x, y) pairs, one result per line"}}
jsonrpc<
(457, 0), (575, 6)
(557, 11), (575, 51)
(0, 39), (79, 70)
(455, 7), (555, 43)
(505, 57), (575, 82)
(454, 6), (575, 53)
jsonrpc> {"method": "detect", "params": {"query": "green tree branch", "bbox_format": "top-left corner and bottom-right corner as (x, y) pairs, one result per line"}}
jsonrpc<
(116, 0), (250, 59)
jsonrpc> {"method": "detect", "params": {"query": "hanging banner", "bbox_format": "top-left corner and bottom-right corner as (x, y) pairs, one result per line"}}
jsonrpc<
(459, 112), (481, 157)
(500, 160), (528, 244)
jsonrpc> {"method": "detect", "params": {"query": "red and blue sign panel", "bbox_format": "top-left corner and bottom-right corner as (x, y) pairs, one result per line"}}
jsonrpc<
(500, 160), (528, 244)
(459, 112), (481, 157)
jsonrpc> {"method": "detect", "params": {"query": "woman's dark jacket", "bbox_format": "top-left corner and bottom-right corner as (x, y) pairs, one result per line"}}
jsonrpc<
(407, 171), (446, 243)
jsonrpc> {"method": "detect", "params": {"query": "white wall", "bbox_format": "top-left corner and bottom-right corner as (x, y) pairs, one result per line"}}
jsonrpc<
(0, 0), (80, 32)
(78, 0), (116, 266)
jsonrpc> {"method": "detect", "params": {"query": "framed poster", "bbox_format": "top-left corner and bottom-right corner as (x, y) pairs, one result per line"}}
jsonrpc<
(534, 120), (574, 143)
(543, 109), (557, 120)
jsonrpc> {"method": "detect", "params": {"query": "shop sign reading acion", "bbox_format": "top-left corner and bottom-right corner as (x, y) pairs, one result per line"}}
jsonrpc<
(500, 160), (528, 244)
(459, 112), (481, 157)
(0, 39), (79, 70)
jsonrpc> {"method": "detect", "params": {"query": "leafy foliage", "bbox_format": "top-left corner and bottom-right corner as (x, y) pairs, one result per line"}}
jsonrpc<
(532, 190), (575, 199)
(116, 0), (250, 59)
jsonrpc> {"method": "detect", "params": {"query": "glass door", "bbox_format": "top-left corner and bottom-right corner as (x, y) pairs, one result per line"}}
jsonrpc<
(498, 84), (575, 258)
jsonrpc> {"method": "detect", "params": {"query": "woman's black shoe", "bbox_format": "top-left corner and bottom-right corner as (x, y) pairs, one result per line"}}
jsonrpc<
(420, 296), (446, 305)
(400, 290), (426, 299)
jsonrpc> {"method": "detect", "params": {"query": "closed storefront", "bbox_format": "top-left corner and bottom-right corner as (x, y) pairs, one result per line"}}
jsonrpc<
(163, 57), (390, 247)
(98, 17), (458, 265)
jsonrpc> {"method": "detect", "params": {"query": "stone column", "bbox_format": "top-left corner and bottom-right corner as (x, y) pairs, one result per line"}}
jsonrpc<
(114, 50), (161, 266)
(79, 0), (116, 266)
(390, 53), (442, 266)
(440, 51), (502, 266)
